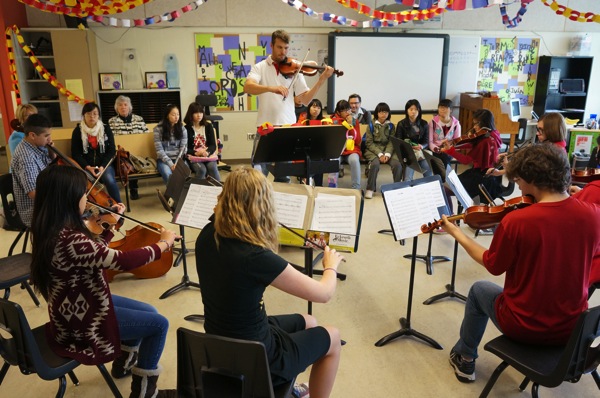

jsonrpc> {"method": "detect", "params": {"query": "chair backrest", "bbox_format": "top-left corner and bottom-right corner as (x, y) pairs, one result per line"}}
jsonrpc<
(195, 94), (218, 116)
(516, 118), (528, 144)
(553, 305), (600, 383)
(0, 298), (48, 377)
(177, 328), (276, 398)
(0, 174), (26, 230)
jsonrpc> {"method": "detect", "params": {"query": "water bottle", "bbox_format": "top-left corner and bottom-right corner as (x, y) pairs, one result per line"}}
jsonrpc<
(585, 114), (598, 130)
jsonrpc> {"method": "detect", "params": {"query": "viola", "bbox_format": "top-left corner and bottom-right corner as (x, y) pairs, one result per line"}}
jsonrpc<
(571, 168), (600, 184)
(106, 222), (174, 282)
(421, 195), (534, 233)
(436, 127), (491, 153)
(279, 57), (344, 78)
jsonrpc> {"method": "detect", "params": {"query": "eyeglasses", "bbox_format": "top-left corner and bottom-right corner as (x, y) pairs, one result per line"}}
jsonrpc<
(536, 127), (544, 133)
(349, 101), (360, 105)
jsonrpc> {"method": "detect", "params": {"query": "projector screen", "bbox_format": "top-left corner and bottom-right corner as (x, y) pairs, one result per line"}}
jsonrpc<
(327, 33), (449, 114)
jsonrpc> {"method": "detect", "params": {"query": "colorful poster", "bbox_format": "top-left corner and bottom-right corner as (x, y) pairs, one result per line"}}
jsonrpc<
(194, 33), (271, 112)
(477, 37), (540, 106)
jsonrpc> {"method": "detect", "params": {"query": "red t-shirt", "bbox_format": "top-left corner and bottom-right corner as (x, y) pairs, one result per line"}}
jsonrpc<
(483, 197), (600, 344)
(572, 181), (600, 284)
(446, 130), (502, 170)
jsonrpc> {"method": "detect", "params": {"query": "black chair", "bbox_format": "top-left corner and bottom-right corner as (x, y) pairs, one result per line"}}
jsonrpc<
(589, 281), (600, 299)
(0, 298), (122, 398)
(177, 328), (295, 398)
(195, 94), (231, 172)
(0, 174), (29, 255)
(0, 253), (40, 307)
(501, 117), (528, 151)
(479, 305), (600, 398)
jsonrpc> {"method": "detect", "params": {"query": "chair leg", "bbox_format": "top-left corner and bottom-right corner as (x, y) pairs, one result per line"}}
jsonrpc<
(56, 375), (68, 398)
(479, 361), (509, 398)
(97, 364), (123, 398)
(531, 382), (540, 398)
(518, 376), (530, 392)
(0, 361), (10, 384)
(21, 281), (40, 307)
(592, 370), (600, 389)
(67, 370), (79, 385)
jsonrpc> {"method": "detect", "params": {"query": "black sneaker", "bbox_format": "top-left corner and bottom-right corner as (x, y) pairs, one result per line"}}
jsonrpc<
(449, 349), (476, 383)
(130, 189), (140, 200)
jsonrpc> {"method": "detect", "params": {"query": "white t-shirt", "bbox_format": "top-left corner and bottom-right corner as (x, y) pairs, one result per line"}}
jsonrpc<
(247, 55), (310, 126)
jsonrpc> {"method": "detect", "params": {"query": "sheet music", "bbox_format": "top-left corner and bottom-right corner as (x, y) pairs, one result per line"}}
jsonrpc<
(174, 184), (221, 229)
(383, 180), (447, 241)
(310, 193), (356, 235)
(273, 192), (308, 229)
(445, 169), (474, 210)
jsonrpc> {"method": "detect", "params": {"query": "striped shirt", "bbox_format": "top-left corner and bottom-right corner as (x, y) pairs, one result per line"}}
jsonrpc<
(108, 114), (148, 135)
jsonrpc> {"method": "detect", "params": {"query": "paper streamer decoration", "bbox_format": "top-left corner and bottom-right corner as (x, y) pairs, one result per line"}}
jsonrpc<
(5, 25), (92, 105)
(540, 0), (600, 23)
(500, 0), (534, 28)
(18, 0), (153, 17)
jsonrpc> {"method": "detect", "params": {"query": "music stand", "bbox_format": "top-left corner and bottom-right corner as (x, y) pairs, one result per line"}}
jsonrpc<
(253, 125), (347, 182)
(157, 159), (201, 301)
(389, 137), (450, 275)
(374, 175), (449, 350)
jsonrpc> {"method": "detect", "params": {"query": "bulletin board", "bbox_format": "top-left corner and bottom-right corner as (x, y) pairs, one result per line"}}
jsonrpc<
(194, 33), (327, 112)
(568, 129), (600, 159)
(477, 37), (540, 107)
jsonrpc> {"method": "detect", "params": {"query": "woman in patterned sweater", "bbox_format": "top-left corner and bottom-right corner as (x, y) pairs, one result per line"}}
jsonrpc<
(30, 165), (178, 398)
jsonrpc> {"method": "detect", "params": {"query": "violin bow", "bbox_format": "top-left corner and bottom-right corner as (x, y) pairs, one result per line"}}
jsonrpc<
(86, 201), (162, 234)
(86, 155), (116, 197)
(283, 48), (310, 102)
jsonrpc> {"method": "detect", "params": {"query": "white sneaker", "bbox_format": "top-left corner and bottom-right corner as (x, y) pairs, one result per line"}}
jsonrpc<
(365, 190), (374, 199)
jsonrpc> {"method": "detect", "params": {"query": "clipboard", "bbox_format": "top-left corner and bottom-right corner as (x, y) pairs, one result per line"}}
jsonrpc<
(380, 175), (450, 241)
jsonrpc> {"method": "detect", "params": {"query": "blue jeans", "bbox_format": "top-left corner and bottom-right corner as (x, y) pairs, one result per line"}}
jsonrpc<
(404, 158), (433, 181)
(341, 153), (361, 189)
(452, 281), (503, 359)
(157, 159), (172, 184)
(190, 161), (221, 181)
(112, 295), (169, 370)
(100, 164), (122, 203)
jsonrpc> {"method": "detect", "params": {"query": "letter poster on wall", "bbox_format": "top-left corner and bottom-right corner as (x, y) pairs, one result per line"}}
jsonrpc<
(477, 37), (540, 106)
(195, 33), (271, 112)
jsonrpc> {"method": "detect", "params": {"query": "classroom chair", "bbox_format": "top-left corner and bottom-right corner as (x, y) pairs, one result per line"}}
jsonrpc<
(479, 305), (600, 398)
(177, 328), (295, 398)
(0, 253), (39, 307)
(0, 298), (122, 398)
(0, 174), (29, 256)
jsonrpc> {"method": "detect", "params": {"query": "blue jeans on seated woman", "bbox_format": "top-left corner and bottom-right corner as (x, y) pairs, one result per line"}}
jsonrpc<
(340, 153), (361, 189)
(100, 164), (122, 203)
(112, 295), (169, 370)
(404, 158), (433, 181)
(157, 159), (173, 184)
(190, 161), (221, 181)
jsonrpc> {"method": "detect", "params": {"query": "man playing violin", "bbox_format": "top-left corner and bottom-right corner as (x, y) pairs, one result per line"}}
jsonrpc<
(10, 113), (55, 227)
(441, 144), (600, 384)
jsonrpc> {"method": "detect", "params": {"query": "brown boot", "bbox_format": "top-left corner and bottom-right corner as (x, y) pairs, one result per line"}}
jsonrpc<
(111, 345), (139, 379)
(130, 365), (177, 398)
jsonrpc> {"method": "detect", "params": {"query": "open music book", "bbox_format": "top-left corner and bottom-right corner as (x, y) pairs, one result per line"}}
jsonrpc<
(272, 183), (364, 252)
(171, 180), (364, 252)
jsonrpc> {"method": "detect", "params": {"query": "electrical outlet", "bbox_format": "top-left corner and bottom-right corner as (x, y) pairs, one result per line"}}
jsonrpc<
(247, 133), (256, 141)
(223, 134), (228, 141)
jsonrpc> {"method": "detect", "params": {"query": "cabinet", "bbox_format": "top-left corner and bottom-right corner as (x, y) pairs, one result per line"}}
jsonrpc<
(533, 56), (593, 122)
(13, 28), (99, 128)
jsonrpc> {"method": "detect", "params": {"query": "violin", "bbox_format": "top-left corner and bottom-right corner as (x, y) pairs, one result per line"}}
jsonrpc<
(279, 57), (344, 78)
(571, 168), (600, 184)
(421, 195), (534, 233)
(82, 203), (125, 235)
(436, 127), (491, 153)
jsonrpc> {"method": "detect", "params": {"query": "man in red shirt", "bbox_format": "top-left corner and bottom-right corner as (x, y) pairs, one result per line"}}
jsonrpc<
(441, 144), (600, 383)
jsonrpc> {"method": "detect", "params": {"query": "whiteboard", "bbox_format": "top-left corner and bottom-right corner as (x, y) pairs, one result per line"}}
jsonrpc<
(328, 33), (449, 113)
(289, 33), (329, 105)
(446, 36), (480, 106)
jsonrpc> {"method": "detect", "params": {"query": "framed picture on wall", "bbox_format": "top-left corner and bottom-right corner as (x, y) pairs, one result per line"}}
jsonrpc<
(99, 73), (123, 90)
(145, 71), (167, 89)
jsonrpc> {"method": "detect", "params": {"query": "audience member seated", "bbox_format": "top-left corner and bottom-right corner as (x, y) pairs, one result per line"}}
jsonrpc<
(441, 144), (600, 384)
(154, 104), (188, 184)
(332, 100), (362, 190)
(71, 102), (121, 203)
(395, 99), (433, 181)
(363, 102), (402, 199)
(8, 103), (38, 156)
(429, 99), (461, 168)
(108, 95), (149, 200)
(184, 102), (220, 182)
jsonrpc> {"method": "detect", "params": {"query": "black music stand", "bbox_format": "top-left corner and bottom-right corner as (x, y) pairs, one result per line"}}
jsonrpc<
(157, 159), (201, 300)
(390, 137), (450, 275)
(375, 175), (450, 350)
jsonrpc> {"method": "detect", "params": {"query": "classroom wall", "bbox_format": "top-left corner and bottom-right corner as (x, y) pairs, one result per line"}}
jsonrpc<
(23, 0), (600, 161)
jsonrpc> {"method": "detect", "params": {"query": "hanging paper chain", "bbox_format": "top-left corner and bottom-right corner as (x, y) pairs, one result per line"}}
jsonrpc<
(18, 0), (153, 17)
(87, 0), (209, 27)
(499, 0), (534, 28)
(5, 25), (92, 105)
(540, 0), (600, 23)
(4, 27), (21, 105)
(335, 0), (453, 25)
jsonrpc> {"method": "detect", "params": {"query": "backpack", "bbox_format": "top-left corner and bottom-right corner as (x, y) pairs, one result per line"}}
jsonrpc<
(129, 153), (158, 174)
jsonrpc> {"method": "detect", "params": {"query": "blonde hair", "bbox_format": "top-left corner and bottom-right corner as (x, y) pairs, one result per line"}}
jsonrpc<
(214, 166), (279, 252)
(16, 103), (38, 124)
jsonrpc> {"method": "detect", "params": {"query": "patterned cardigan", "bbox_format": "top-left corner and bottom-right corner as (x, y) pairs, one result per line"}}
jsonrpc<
(45, 228), (162, 365)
